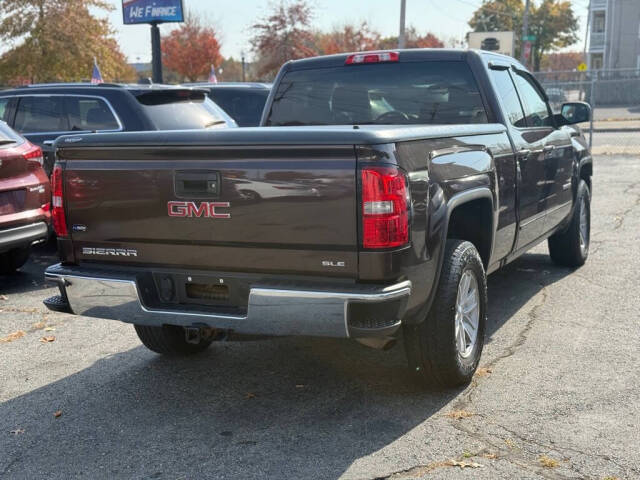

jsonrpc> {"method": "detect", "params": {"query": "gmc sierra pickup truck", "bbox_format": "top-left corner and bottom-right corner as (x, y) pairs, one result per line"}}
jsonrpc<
(43, 50), (592, 387)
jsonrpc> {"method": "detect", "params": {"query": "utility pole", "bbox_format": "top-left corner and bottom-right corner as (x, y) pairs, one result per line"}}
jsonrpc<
(241, 52), (246, 82)
(520, 0), (531, 66)
(151, 23), (163, 83)
(398, 0), (406, 49)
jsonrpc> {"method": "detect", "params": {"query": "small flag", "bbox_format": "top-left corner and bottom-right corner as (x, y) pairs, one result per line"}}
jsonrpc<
(91, 58), (103, 85)
(208, 64), (218, 83)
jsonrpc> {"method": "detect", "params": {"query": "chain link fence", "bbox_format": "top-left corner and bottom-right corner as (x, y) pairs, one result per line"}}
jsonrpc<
(535, 69), (640, 156)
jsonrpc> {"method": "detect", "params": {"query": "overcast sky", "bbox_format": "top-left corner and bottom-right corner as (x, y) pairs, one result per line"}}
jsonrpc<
(109, 0), (590, 63)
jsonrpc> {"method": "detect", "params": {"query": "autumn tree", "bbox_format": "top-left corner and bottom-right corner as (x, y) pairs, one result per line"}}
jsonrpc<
(468, 0), (579, 71)
(378, 27), (445, 50)
(540, 51), (584, 72)
(315, 22), (381, 55)
(250, 0), (317, 79)
(162, 12), (223, 82)
(0, 0), (135, 85)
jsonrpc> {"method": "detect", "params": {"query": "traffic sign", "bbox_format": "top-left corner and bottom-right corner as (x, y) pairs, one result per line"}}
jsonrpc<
(577, 62), (588, 72)
(522, 35), (536, 42)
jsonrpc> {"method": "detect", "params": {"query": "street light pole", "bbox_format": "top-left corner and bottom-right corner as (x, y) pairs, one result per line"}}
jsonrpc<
(151, 22), (163, 84)
(398, 0), (406, 49)
(520, 0), (531, 65)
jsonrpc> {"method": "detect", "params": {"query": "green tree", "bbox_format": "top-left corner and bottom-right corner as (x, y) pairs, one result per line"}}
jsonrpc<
(0, 0), (135, 85)
(468, 0), (579, 71)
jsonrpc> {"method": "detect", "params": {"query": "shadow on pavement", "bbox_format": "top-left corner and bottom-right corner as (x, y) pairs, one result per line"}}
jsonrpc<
(0, 240), (58, 295)
(0, 250), (574, 479)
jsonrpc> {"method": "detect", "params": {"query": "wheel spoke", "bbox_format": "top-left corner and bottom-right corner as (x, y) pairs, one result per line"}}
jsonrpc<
(455, 270), (480, 358)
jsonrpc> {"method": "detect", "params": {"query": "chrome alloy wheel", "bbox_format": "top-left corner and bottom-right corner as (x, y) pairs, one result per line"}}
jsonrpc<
(579, 195), (590, 254)
(454, 270), (480, 358)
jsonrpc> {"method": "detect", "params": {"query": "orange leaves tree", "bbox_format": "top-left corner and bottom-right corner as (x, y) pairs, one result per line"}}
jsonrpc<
(162, 13), (223, 82)
(250, 1), (317, 79)
(316, 22), (381, 55)
(0, 0), (135, 84)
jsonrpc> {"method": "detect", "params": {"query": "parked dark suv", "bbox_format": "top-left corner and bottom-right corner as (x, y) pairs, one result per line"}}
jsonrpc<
(184, 83), (271, 127)
(0, 83), (236, 175)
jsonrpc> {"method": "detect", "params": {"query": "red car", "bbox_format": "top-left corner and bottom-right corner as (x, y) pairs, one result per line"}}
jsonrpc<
(0, 121), (50, 274)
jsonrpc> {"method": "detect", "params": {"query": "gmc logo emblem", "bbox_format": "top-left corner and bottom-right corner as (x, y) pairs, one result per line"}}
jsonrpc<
(168, 201), (231, 219)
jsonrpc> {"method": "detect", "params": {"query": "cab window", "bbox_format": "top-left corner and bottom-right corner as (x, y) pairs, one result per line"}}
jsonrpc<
(14, 96), (67, 133)
(512, 72), (554, 127)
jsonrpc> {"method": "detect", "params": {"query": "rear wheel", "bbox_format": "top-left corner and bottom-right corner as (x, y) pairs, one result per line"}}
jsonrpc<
(404, 240), (487, 388)
(134, 324), (215, 355)
(0, 247), (31, 274)
(548, 179), (590, 268)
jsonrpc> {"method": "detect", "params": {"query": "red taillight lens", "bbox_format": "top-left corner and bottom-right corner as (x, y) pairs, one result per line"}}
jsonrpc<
(51, 164), (68, 236)
(346, 51), (399, 65)
(361, 166), (409, 249)
(23, 144), (44, 167)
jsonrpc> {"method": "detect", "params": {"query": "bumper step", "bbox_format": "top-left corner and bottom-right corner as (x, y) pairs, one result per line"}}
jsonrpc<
(43, 295), (72, 313)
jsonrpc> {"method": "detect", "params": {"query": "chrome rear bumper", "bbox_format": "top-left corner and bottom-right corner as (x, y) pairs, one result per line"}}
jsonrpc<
(44, 263), (411, 338)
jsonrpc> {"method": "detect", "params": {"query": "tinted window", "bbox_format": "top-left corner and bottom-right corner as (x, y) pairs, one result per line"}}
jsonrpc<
(137, 94), (233, 130)
(0, 98), (10, 123)
(207, 89), (269, 127)
(513, 72), (553, 127)
(267, 61), (487, 126)
(65, 97), (120, 131)
(14, 96), (67, 133)
(490, 69), (526, 128)
(0, 121), (22, 144)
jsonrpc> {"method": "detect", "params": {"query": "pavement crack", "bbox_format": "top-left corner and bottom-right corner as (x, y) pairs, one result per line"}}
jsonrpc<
(613, 181), (640, 230)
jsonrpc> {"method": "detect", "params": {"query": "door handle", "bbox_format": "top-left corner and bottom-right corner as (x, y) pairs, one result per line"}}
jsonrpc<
(543, 145), (555, 153)
(518, 149), (531, 161)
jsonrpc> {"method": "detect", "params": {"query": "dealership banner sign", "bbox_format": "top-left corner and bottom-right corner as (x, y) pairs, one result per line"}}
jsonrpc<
(122, 0), (184, 24)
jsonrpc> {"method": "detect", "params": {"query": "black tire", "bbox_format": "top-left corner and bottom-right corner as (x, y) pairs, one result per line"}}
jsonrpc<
(134, 324), (214, 355)
(548, 180), (590, 268)
(404, 240), (487, 388)
(0, 247), (31, 274)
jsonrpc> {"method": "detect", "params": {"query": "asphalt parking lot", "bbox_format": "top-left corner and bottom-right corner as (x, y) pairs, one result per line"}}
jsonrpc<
(1, 155), (639, 480)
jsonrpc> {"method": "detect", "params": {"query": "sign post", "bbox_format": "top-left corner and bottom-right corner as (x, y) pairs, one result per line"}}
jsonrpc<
(122, 0), (184, 84)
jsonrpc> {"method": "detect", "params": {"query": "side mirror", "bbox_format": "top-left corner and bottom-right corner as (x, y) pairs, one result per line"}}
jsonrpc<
(560, 102), (591, 125)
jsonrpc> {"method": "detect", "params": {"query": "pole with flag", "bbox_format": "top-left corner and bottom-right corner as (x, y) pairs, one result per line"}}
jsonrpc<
(91, 57), (103, 85)
(208, 64), (218, 84)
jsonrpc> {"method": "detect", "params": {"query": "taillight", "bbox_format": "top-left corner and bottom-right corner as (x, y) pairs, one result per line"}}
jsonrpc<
(346, 51), (399, 65)
(51, 164), (68, 236)
(23, 144), (44, 167)
(361, 166), (409, 249)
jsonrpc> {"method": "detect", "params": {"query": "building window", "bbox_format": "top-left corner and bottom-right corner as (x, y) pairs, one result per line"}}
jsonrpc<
(591, 53), (604, 70)
(592, 11), (606, 33)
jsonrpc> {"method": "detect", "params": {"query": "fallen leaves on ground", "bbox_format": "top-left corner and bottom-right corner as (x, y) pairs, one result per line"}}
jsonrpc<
(445, 409), (474, 420)
(0, 295), (8, 301)
(245, 392), (256, 399)
(475, 367), (492, 377)
(0, 331), (26, 343)
(539, 455), (560, 468)
(39, 336), (56, 343)
(449, 459), (485, 469)
(483, 452), (498, 460)
(54, 411), (62, 418)
(32, 321), (47, 330)
(295, 384), (305, 389)
(44, 327), (55, 332)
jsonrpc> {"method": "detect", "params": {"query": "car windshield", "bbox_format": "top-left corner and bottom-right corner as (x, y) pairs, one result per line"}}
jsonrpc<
(266, 60), (487, 126)
(136, 90), (237, 130)
(207, 88), (270, 127)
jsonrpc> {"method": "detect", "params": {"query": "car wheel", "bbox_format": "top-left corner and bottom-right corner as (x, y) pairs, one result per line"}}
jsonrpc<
(134, 324), (215, 355)
(548, 179), (590, 268)
(404, 240), (487, 388)
(0, 247), (31, 274)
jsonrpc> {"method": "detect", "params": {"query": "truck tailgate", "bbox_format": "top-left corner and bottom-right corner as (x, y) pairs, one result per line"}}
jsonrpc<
(61, 144), (358, 277)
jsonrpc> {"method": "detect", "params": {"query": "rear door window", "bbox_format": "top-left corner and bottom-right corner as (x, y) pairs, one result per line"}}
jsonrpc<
(0, 98), (10, 123)
(64, 96), (120, 131)
(266, 61), (488, 126)
(208, 89), (269, 126)
(14, 96), (68, 133)
(490, 69), (526, 128)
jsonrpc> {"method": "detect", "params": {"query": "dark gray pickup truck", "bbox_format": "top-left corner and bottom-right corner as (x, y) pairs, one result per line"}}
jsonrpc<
(44, 49), (592, 387)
